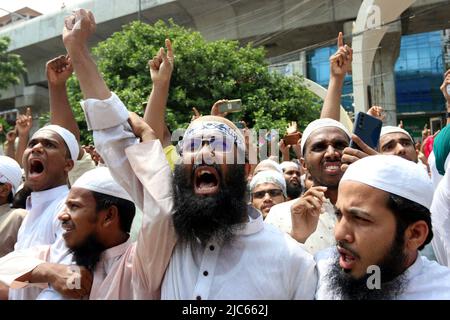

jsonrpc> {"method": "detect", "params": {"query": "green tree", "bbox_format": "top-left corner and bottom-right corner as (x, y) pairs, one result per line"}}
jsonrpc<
(66, 20), (321, 144)
(0, 37), (26, 94)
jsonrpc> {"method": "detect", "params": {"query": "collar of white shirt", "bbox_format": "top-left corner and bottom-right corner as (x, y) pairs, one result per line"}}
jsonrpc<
(26, 185), (69, 209)
(235, 205), (264, 236)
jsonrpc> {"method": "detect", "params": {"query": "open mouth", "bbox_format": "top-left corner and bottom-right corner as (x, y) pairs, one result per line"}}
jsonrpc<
(193, 165), (220, 196)
(323, 161), (341, 175)
(337, 246), (357, 270)
(29, 158), (45, 178)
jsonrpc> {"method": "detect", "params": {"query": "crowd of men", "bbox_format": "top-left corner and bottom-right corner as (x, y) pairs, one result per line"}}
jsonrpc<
(0, 9), (450, 300)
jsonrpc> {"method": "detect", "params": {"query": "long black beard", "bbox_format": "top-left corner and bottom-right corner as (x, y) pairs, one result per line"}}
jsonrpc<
(326, 238), (408, 300)
(172, 163), (247, 246)
(286, 182), (302, 199)
(70, 234), (106, 271)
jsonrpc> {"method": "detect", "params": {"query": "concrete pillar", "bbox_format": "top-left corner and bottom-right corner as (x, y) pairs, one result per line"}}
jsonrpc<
(370, 21), (401, 126)
(297, 51), (307, 77)
(352, 0), (414, 115)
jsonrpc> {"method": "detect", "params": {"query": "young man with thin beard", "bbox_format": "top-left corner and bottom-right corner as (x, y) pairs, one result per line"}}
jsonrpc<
(314, 155), (450, 299)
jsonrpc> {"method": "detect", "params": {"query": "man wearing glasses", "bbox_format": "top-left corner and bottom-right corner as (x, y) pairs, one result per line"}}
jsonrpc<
(249, 170), (287, 219)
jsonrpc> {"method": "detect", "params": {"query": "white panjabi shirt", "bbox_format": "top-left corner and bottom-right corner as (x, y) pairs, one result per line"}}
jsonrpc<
(430, 158), (450, 267)
(9, 185), (69, 300)
(265, 198), (337, 254)
(161, 205), (317, 300)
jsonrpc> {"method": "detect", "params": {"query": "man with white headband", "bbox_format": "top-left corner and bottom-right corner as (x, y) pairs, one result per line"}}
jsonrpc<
(0, 156), (26, 257)
(0, 166), (177, 299)
(7, 123), (78, 300)
(66, 9), (316, 300)
(315, 155), (450, 299)
(266, 118), (351, 254)
(249, 170), (286, 219)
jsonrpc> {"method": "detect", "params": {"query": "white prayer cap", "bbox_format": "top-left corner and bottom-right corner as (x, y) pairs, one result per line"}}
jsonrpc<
(341, 155), (433, 209)
(301, 118), (351, 155)
(280, 161), (299, 172)
(380, 126), (413, 143)
(0, 156), (23, 195)
(254, 159), (283, 175)
(72, 167), (132, 202)
(249, 170), (287, 197)
(34, 125), (79, 161)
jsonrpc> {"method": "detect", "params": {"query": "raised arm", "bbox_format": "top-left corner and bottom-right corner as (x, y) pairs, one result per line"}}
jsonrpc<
(63, 10), (110, 101)
(143, 39), (174, 143)
(15, 108), (32, 167)
(4, 130), (16, 160)
(321, 32), (352, 120)
(47, 55), (82, 150)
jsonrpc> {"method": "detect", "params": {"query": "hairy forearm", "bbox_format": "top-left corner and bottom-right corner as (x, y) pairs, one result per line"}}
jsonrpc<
(321, 76), (344, 120)
(68, 46), (110, 100)
(49, 83), (81, 142)
(143, 83), (170, 143)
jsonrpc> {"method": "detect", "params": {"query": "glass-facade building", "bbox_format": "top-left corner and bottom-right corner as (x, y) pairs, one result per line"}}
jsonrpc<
(306, 30), (447, 139)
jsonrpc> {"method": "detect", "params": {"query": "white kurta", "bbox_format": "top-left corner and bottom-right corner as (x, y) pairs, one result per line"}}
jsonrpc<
(161, 205), (317, 300)
(315, 247), (450, 299)
(265, 198), (336, 254)
(430, 158), (450, 267)
(9, 185), (69, 300)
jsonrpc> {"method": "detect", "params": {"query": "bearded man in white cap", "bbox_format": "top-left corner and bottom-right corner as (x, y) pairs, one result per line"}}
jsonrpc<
(266, 118), (351, 254)
(0, 156), (26, 257)
(0, 165), (176, 300)
(279, 161), (303, 200)
(249, 170), (287, 219)
(64, 9), (317, 300)
(315, 155), (450, 299)
(6, 124), (78, 300)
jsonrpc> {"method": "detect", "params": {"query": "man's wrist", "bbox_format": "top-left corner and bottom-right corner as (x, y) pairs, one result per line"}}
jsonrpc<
(66, 45), (90, 61)
(329, 75), (345, 87)
(49, 82), (68, 90)
(152, 81), (170, 91)
(29, 263), (52, 283)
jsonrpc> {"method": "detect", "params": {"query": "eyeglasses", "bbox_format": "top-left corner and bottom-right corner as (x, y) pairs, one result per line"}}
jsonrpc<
(182, 136), (235, 154)
(252, 189), (283, 199)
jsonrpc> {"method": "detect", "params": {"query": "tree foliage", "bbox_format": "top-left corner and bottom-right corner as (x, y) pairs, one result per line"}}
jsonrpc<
(0, 37), (26, 94)
(66, 20), (321, 144)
